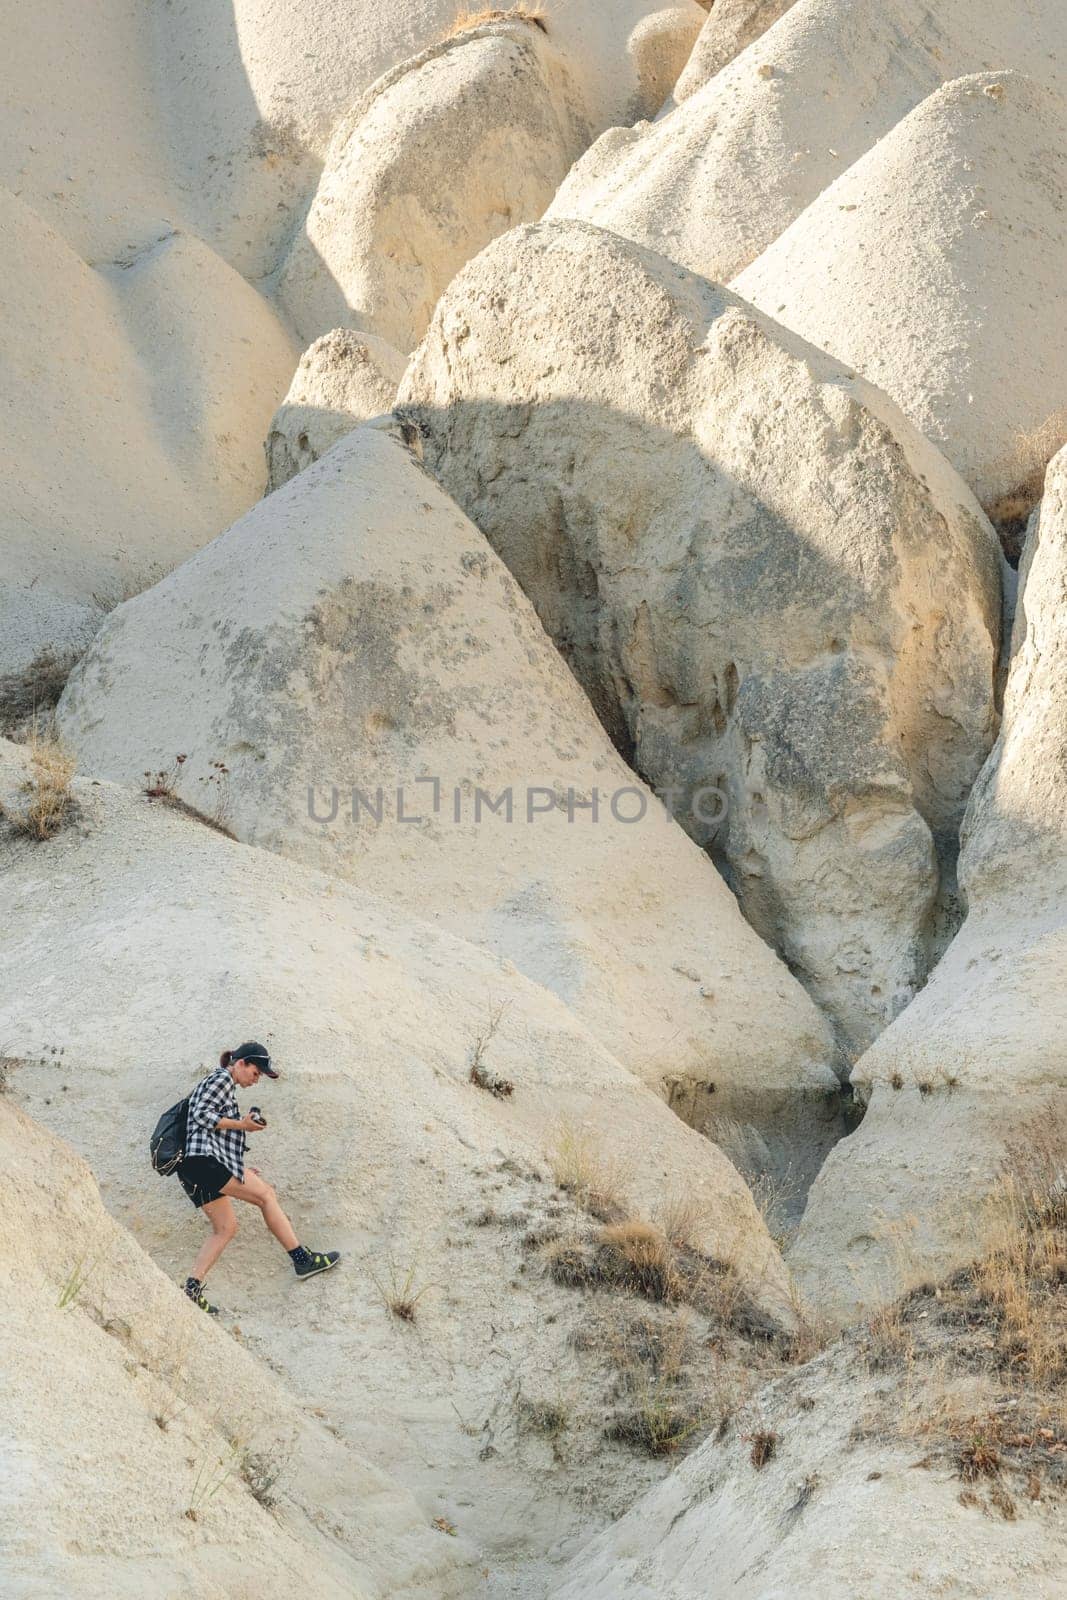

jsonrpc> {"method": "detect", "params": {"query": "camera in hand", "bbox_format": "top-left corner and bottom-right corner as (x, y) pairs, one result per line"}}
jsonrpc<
(249, 1105), (267, 1127)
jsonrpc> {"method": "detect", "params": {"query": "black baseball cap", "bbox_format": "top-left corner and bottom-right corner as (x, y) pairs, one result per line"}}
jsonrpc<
(233, 1041), (278, 1078)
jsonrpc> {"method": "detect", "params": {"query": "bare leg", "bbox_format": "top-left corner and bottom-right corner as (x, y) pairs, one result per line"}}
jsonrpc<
(222, 1172), (299, 1253)
(190, 1197), (238, 1282)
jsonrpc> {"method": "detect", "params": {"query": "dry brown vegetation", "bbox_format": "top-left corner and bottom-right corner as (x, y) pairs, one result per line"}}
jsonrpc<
(468, 1000), (514, 1097)
(444, 5), (547, 39)
(991, 412), (1067, 563)
(142, 754), (236, 839)
(526, 1174), (791, 1460)
(549, 1122), (628, 1222)
(855, 1145), (1067, 1508)
(569, 1303), (724, 1458)
(0, 733), (76, 840)
(372, 1259), (430, 1324)
(517, 1393), (570, 1443)
(747, 1428), (777, 1468)
(0, 647), (80, 737)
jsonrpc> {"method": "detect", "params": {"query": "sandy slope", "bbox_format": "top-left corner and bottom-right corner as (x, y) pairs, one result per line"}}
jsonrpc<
(0, 736), (797, 1584)
(55, 421), (839, 1165)
(0, 1096), (476, 1599)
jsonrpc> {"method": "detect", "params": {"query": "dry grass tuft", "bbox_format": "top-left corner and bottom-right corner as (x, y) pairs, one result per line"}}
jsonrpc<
(597, 1220), (681, 1303)
(605, 1397), (701, 1457)
(863, 1296), (916, 1371)
(957, 1423), (1002, 1482)
(371, 1259), (430, 1324)
(518, 1394), (570, 1441)
(603, 1312), (714, 1458)
(655, 1190), (705, 1252)
(0, 648), (81, 736)
(539, 1204), (784, 1349)
(0, 733), (76, 840)
(444, 5), (547, 39)
(542, 1232), (597, 1290)
(550, 1123), (627, 1222)
(747, 1428), (778, 1469)
(989, 412), (1067, 563)
(858, 1131), (1067, 1501)
(992, 414), (1067, 524)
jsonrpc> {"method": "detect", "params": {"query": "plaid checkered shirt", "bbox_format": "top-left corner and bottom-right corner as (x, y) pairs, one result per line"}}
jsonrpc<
(185, 1065), (246, 1181)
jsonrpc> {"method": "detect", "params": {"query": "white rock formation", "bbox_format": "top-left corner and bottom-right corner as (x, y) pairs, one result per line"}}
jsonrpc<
(0, 1095), (476, 1599)
(0, 0), (702, 687)
(672, 0), (796, 101)
(278, 21), (591, 352)
(735, 73), (1067, 517)
(54, 422), (838, 1157)
(549, 0), (1065, 290)
(266, 329), (406, 491)
(624, 4), (710, 113)
(399, 220), (1003, 1057)
(0, 737), (795, 1569)
(548, 1326), (1067, 1598)
(156, 0), (705, 280)
(790, 447), (1067, 1319)
(2, 0), (193, 261)
(0, 193), (297, 684)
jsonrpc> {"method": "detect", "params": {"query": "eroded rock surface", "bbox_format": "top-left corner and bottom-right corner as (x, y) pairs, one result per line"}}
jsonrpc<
(0, 1093), (476, 1599)
(672, 0), (796, 101)
(0, 194), (296, 683)
(55, 424), (838, 1159)
(792, 446), (1067, 1318)
(266, 328), (405, 490)
(399, 220), (1003, 1057)
(0, 737), (797, 1569)
(278, 21), (591, 352)
(549, 0), (1065, 294)
(549, 1310), (1067, 1598)
(735, 73), (1067, 518)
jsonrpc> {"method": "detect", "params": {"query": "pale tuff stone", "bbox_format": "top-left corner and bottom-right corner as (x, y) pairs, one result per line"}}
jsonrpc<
(735, 73), (1067, 516)
(399, 219), (1003, 1057)
(549, 0), (1065, 298)
(278, 22), (591, 353)
(0, 1090), (477, 1599)
(0, 736), (796, 1563)
(791, 447), (1067, 1318)
(0, 195), (296, 683)
(672, 0), (796, 102)
(265, 328), (405, 490)
(55, 424), (838, 1160)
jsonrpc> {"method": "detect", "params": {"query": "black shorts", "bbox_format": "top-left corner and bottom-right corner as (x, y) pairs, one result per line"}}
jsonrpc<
(178, 1155), (234, 1208)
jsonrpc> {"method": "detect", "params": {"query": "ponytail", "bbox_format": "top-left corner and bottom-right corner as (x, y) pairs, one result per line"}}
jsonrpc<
(219, 1049), (233, 1069)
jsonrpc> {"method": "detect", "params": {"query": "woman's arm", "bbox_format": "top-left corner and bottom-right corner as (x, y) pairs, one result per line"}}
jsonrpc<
(188, 1073), (234, 1132)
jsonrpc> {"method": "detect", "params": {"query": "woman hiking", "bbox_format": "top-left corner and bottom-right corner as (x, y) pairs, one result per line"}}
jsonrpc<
(180, 1041), (340, 1313)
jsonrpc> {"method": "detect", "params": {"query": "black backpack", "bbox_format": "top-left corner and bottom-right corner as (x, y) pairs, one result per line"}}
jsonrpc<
(150, 1095), (191, 1175)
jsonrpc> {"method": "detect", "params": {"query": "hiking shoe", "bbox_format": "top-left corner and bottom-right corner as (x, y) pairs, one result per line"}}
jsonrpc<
(294, 1249), (340, 1281)
(184, 1278), (219, 1314)
(188, 1288), (219, 1314)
